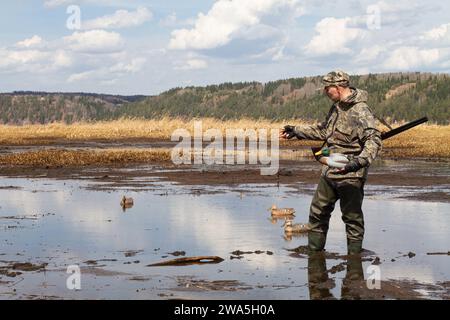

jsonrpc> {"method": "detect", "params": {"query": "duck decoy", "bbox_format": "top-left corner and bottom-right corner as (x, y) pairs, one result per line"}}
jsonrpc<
(120, 196), (134, 210)
(269, 204), (295, 216)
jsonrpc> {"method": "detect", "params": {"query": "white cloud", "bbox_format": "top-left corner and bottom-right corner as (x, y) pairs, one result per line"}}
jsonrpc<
(16, 35), (44, 48)
(159, 13), (195, 28)
(423, 24), (450, 40)
(375, 0), (421, 13)
(64, 30), (124, 53)
(67, 70), (95, 83)
(383, 47), (440, 70)
(159, 13), (178, 28)
(249, 43), (288, 61)
(0, 49), (47, 69)
(11, 0), (448, 94)
(304, 17), (366, 56)
(44, 0), (72, 7)
(0, 48), (72, 73)
(67, 56), (146, 83)
(355, 45), (385, 63)
(360, 0), (440, 30)
(175, 59), (208, 71)
(169, 0), (304, 50)
(44, 0), (128, 8)
(53, 50), (73, 68)
(109, 57), (146, 73)
(82, 7), (152, 30)
(1, 24), (146, 88)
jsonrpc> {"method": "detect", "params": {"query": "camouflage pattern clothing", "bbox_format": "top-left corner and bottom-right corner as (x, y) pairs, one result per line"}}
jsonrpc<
(321, 70), (351, 88)
(293, 88), (382, 180)
(290, 74), (382, 254)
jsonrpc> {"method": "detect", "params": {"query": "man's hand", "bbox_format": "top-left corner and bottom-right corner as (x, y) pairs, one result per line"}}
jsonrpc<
(280, 125), (297, 140)
(336, 159), (362, 174)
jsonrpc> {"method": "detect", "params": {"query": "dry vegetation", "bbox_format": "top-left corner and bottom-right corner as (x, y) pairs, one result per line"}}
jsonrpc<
(0, 119), (448, 166)
(283, 124), (450, 159)
(0, 149), (171, 167)
(381, 124), (450, 159)
(0, 118), (298, 145)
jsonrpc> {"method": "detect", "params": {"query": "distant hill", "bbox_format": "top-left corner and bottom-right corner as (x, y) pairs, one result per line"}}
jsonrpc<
(1, 72), (449, 125)
(0, 92), (148, 124)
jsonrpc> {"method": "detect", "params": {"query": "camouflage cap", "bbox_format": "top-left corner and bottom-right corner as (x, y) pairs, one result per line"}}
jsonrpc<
(322, 70), (350, 88)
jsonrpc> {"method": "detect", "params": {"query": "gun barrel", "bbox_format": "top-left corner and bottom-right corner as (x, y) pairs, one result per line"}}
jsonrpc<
(380, 117), (428, 140)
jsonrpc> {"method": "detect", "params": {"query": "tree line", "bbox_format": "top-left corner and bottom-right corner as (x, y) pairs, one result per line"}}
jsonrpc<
(0, 72), (448, 125)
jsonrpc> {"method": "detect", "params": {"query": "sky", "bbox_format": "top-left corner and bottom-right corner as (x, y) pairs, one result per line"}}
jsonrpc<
(0, 0), (449, 95)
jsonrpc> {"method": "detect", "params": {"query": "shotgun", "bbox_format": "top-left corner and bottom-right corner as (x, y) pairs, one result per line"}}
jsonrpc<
(311, 117), (429, 159)
(380, 117), (428, 140)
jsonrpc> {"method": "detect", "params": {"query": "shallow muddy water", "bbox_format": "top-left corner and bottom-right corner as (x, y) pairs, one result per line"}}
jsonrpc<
(0, 162), (449, 299)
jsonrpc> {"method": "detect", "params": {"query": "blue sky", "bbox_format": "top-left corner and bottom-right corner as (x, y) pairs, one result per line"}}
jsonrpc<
(0, 0), (449, 95)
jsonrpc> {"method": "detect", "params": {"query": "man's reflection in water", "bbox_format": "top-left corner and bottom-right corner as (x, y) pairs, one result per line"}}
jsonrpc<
(341, 255), (365, 300)
(308, 253), (365, 300)
(307, 252), (335, 300)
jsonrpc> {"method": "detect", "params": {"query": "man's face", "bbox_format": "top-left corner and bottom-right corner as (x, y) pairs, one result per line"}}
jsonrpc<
(324, 86), (340, 102)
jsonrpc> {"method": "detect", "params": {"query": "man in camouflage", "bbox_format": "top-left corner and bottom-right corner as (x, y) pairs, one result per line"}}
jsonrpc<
(280, 70), (382, 255)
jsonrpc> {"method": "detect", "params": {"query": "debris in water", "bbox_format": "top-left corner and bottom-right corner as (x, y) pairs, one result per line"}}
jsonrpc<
(372, 257), (381, 265)
(426, 252), (450, 256)
(147, 256), (224, 267)
(123, 250), (143, 257)
(230, 250), (253, 256)
(230, 250), (273, 256)
(168, 251), (186, 257)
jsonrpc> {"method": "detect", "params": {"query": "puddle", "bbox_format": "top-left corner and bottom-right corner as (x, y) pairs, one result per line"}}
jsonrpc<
(0, 161), (449, 299)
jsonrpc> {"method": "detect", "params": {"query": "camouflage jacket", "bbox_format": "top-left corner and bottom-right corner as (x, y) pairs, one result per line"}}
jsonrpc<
(294, 88), (382, 179)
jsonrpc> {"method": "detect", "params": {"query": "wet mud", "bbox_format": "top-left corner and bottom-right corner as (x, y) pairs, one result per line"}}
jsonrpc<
(0, 143), (449, 300)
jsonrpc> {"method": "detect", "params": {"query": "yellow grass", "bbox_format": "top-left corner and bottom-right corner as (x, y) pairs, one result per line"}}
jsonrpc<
(0, 119), (448, 163)
(382, 125), (450, 158)
(0, 149), (171, 167)
(0, 118), (304, 145)
(282, 124), (450, 158)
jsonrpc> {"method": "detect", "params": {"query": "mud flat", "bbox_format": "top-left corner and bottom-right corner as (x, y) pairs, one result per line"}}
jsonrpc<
(0, 156), (449, 299)
(0, 137), (449, 299)
(0, 155), (448, 202)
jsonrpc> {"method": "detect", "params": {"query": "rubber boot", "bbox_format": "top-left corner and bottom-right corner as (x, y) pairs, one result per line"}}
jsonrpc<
(308, 231), (326, 253)
(347, 239), (363, 255)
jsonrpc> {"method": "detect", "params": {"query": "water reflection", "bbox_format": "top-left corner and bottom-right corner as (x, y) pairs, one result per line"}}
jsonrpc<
(308, 253), (365, 300)
(0, 175), (449, 299)
(341, 256), (366, 300)
(308, 253), (336, 300)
